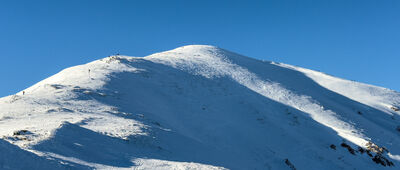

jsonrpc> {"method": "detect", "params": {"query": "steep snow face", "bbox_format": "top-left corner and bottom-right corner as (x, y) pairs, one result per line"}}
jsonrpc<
(1, 45), (400, 169)
(147, 45), (368, 145)
(274, 62), (400, 114)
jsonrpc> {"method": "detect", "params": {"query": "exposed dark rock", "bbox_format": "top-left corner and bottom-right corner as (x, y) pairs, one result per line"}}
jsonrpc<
(366, 150), (373, 157)
(340, 143), (355, 155)
(364, 141), (394, 167)
(366, 141), (388, 154)
(372, 154), (394, 167)
(13, 130), (30, 136)
(284, 159), (296, 170)
(358, 147), (365, 154)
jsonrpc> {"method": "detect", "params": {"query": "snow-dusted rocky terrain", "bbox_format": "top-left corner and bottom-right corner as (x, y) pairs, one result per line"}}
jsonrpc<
(1, 45), (400, 169)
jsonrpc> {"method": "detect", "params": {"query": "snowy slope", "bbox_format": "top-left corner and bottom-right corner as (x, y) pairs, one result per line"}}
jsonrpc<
(1, 45), (400, 169)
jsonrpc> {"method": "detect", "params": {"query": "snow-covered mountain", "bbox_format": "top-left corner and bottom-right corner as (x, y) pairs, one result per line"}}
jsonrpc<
(1, 45), (400, 170)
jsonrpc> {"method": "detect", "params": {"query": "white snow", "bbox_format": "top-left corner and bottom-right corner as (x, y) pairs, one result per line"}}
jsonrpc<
(1, 45), (400, 169)
(275, 62), (400, 115)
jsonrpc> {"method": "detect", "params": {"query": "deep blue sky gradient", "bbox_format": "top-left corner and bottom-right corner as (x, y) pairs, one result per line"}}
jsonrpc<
(1, 0), (399, 97)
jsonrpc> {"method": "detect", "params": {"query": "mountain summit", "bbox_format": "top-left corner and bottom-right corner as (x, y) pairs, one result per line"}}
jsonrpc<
(1, 45), (400, 169)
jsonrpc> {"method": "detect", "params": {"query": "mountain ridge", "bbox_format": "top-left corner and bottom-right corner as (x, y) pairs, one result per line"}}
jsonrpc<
(1, 45), (399, 169)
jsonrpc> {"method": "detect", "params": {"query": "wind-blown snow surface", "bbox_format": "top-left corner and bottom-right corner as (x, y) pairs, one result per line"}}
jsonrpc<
(1, 45), (400, 169)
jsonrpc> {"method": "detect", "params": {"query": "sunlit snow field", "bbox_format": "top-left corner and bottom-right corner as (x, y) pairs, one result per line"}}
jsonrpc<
(1, 45), (399, 169)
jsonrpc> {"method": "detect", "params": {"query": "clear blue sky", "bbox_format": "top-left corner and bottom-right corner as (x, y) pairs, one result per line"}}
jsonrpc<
(1, 0), (399, 97)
